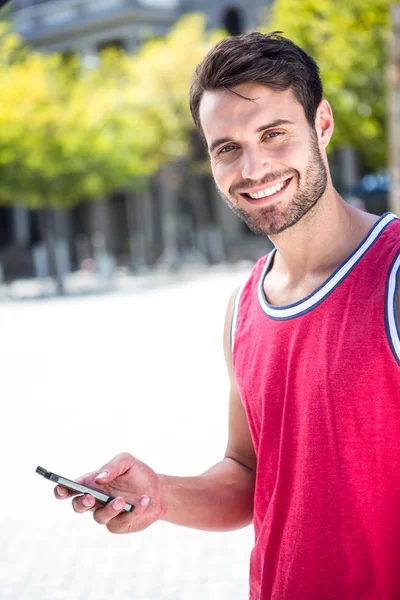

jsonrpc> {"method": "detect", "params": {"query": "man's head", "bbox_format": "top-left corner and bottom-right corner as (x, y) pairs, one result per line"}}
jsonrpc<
(189, 32), (334, 236)
(190, 32), (323, 134)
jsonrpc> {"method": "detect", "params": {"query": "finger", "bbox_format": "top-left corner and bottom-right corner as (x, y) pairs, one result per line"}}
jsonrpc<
(94, 452), (135, 485)
(135, 495), (150, 510)
(54, 468), (101, 500)
(92, 496), (129, 525)
(106, 495), (151, 534)
(54, 472), (96, 499)
(54, 485), (81, 499)
(72, 494), (96, 514)
(54, 485), (69, 499)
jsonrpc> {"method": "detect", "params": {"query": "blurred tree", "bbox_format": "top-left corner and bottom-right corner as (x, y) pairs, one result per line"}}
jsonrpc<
(131, 14), (223, 162)
(0, 16), (221, 289)
(0, 25), (158, 293)
(117, 15), (224, 265)
(265, 0), (390, 171)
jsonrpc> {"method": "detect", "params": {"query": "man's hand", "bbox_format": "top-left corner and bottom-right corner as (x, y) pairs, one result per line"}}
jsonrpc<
(53, 290), (256, 535)
(54, 452), (166, 534)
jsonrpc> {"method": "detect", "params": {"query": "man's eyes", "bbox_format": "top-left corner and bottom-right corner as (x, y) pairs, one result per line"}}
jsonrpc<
(218, 144), (238, 155)
(217, 132), (284, 155)
(264, 131), (283, 140)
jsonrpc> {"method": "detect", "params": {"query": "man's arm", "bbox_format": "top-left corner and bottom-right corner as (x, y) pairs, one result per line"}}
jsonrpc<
(56, 291), (256, 534)
(160, 289), (257, 531)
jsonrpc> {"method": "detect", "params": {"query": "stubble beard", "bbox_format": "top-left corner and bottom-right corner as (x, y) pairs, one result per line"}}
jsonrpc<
(216, 132), (328, 236)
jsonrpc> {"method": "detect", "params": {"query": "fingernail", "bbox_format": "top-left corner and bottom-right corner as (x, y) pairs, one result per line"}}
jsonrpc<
(139, 495), (150, 507)
(57, 487), (68, 497)
(112, 498), (125, 510)
(82, 495), (93, 507)
(96, 471), (108, 481)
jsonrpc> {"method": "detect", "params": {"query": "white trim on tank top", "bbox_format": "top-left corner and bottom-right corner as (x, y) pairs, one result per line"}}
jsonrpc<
(230, 284), (244, 352)
(257, 212), (398, 320)
(386, 250), (400, 364)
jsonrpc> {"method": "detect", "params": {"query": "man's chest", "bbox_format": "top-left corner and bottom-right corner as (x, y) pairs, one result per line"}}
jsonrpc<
(262, 268), (336, 306)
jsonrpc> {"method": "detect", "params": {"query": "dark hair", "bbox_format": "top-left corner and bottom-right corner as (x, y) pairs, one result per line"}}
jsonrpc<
(189, 32), (323, 132)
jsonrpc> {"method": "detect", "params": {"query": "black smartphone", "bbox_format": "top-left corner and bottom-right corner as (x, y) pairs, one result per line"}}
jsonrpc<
(36, 466), (133, 513)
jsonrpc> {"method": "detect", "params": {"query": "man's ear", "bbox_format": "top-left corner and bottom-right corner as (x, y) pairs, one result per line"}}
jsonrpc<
(314, 99), (334, 150)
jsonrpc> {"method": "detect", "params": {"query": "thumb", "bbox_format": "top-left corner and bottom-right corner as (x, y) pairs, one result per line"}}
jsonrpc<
(95, 452), (135, 484)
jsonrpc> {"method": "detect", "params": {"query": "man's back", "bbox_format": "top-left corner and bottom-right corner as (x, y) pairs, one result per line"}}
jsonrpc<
(233, 213), (400, 599)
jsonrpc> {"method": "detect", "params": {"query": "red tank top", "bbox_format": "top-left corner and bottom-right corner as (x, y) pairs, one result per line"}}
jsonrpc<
(232, 213), (400, 600)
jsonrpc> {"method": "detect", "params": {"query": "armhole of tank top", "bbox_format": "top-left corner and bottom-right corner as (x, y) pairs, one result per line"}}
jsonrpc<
(385, 249), (400, 365)
(230, 284), (245, 354)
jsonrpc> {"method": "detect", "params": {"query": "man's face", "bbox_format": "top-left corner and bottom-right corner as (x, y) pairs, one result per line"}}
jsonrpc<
(199, 84), (328, 236)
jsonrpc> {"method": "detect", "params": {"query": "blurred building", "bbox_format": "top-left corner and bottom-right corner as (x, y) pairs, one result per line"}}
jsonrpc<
(389, 3), (400, 217)
(11, 0), (263, 54)
(0, 0), (269, 281)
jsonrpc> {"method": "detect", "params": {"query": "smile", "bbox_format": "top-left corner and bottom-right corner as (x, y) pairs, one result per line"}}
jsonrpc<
(243, 178), (292, 200)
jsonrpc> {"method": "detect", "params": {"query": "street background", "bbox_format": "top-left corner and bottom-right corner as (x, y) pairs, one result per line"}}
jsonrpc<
(1, 264), (255, 600)
(1, 1), (399, 599)
(0, 0), (396, 291)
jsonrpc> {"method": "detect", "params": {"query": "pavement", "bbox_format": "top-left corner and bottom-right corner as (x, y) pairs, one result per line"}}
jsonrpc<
(1, 264), (255, 600)
(0, 261), (254, 301)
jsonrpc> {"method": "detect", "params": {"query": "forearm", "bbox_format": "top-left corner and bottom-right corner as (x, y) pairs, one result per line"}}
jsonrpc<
(159, 457), (255, 532)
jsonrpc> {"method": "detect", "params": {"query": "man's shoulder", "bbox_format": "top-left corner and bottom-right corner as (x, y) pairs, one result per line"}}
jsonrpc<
(238, 251), (272, 294)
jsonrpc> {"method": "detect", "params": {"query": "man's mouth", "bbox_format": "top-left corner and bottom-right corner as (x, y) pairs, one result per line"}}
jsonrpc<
(241, 177), (292, 201)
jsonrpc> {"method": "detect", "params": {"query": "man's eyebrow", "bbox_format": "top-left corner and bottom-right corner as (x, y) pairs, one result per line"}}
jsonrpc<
(208, 137), (231, 154)
(208, 119), (296, 154)
(255, 119), (295, 133)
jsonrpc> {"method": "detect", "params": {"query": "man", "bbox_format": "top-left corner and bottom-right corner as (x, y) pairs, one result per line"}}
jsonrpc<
(56, 33), (400, 599)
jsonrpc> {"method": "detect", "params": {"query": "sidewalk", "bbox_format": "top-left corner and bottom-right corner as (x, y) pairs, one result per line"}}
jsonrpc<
(2, 516), (253, 600)
(1, 265), (254, 600)
(1, 261), (254, 302)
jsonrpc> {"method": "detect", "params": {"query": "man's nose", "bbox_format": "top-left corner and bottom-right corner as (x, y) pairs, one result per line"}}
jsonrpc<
(241, 147), (272, 181)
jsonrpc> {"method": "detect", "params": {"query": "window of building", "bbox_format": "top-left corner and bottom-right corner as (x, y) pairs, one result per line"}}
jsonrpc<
(13, 0), (55, 8)
(97, 39), (126, 54)
(222, 7), (244, 36)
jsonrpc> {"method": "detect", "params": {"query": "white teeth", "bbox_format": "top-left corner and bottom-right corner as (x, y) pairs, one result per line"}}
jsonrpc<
(248, 179), (287, 200)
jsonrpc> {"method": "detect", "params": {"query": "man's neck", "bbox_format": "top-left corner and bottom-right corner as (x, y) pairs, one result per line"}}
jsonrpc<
(268, 188), (379, 282)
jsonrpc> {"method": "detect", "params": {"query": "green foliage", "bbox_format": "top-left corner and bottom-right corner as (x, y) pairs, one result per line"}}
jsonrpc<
(0, 33), (153, 208)
(0, 5), (391, 211)
(265, 0), (390, 170)
(0, 15), (220, 210)
(130, 14), (223, 161)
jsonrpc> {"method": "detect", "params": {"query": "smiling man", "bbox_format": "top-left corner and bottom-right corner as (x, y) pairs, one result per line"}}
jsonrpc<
(195, 85), (328, 238)
(55, 33), (400, 599)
